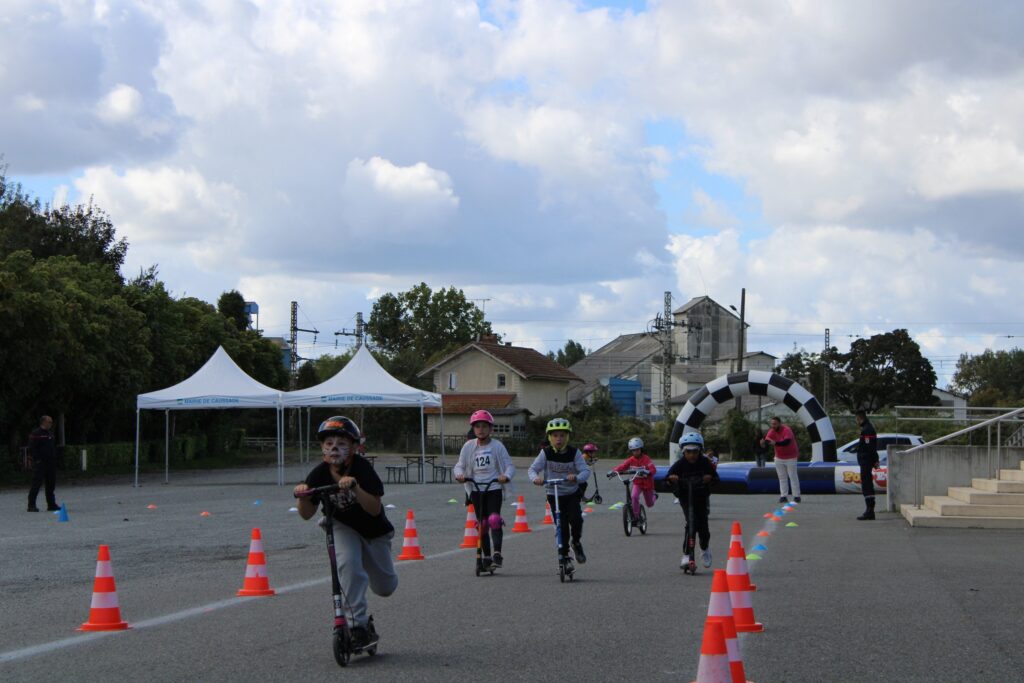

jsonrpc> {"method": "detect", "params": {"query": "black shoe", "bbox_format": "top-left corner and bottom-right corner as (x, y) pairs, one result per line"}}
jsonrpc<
(47, 504), (61, 512)
(350, 624), (379, 650)
(561, 556), (575, 574)
(572, 542), (586, 564)
(492, 552), (503, 568)
(778, 496), (788, 503)
(794, 497), (801, 503)
(27, 504), (39, 512)
(857, 511), (875, 520)
(481, 556), (494, 571)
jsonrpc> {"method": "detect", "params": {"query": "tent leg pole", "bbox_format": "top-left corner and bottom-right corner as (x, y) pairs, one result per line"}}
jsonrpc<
(165, 410), (170, 485)
(440, 404), (445, 466)
(420, 405), (426, 484)
(134, 409), (140, 488)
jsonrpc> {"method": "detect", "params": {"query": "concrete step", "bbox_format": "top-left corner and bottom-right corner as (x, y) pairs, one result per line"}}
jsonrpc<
(998, 469), (1024, 482)
(948, 486), (1024, 504)
(902, 505), (1024, 529)
(925, 495), (1024, 517)
(972, 478), (1024, 493)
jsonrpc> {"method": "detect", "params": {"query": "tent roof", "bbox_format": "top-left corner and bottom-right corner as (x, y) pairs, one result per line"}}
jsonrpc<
(282, 345), (441, 408)
(137, 346), (282, 410)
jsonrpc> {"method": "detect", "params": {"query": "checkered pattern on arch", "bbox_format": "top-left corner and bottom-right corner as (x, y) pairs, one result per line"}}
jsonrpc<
(675, 370), (838, 462)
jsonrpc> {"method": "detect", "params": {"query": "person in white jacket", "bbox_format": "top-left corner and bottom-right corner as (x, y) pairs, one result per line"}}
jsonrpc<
(454, 410), (515, 570)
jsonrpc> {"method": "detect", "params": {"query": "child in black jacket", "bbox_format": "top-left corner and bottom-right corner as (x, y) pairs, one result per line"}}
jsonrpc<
(667, 433), (719, 569)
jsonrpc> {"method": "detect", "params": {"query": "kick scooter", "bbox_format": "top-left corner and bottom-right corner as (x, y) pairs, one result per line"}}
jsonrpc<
(608, 468), (649, 537)
(295, 482), (378, 666)
(582, 453), (602, 504)
(544, 478), (574, 583)
(677, 475), (704, 575)
(464, 478), (501, 577)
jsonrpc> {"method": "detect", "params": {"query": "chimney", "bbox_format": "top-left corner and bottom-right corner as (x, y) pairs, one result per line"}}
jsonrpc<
(480, 334), (499, 344)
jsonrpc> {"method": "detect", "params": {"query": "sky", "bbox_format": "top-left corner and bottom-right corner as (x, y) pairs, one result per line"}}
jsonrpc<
(4, 0), (1024, 388)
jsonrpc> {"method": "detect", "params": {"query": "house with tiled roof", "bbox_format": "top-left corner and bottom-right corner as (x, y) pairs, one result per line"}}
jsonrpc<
(418, 335), (583, 440)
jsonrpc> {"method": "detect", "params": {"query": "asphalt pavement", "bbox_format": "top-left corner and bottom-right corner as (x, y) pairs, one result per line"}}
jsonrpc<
(2, 461), (1021, 682)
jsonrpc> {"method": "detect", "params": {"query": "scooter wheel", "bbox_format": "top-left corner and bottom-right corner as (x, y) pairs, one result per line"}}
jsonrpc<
(366, 644), (377, 657)
(475, 564), (481, 577)
(559, 565), (565, 583)
(594, 495), (602, 504)
(333, 630), (351, 667)
(638, 507), (648, 535)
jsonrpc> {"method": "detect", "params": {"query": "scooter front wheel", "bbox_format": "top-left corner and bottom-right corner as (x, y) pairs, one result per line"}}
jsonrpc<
(594, 494), (603, 504)
(622, 504), (633, 536)
(638, 506), (648, 535)
(559, 563), (566, 583)
(333, 629), (352, 667)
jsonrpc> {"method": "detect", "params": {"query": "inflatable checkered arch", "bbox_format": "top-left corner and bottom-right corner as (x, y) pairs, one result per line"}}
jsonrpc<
(675, 370), (838, 462)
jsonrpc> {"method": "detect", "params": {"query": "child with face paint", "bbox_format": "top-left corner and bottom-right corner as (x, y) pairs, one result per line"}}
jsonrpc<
(294, 416), (397, 650)
(454, 410), (516, 569)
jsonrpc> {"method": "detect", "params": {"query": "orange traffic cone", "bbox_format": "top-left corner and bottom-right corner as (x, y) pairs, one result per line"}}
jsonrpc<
(512, 495), (532, 533)
(692, 619), (730, 683)
(706, 569), (752, 683)
(727, 528), (756, 591)
(460, 503), (480, 549)
(398, 509), (425, 560)
(79, 545), (130, 631)
(237, 528), (276, 596)
(542, 501), (554, 525)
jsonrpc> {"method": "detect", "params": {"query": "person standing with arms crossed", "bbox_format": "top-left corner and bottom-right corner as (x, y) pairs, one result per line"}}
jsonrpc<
(761, 416), (801, 503)
(27, 415), (60, 512)
(855, 410), (879, 520)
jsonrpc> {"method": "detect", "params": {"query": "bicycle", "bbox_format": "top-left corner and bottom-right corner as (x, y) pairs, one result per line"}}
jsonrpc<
(607, 468), (650, 537)
(544, 478), (575, 583)
(295, 482), (379, 666)
(464, 477), (502, 577)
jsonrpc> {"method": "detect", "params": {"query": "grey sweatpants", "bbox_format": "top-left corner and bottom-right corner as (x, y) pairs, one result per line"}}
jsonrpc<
(335, 525), (398, 627)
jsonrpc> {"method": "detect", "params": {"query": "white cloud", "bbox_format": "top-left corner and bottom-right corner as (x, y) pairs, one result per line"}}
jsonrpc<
(96, 84), (142, 123)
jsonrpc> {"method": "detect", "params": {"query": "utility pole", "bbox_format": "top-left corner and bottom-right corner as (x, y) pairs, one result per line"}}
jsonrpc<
(335, 312), (364, 349)
(289, 301), (320, 390)
(734, 287), (746, 410)
(651, 291), (700, 420)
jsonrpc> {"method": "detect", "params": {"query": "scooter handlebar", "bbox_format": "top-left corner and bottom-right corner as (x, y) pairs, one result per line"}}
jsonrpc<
(463, 478), (502, 492)
(293, 482), (341, 498)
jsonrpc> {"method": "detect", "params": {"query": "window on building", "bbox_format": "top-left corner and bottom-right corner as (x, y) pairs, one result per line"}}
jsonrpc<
(497, 373), (506, 389)
(448, 372), (457, 390)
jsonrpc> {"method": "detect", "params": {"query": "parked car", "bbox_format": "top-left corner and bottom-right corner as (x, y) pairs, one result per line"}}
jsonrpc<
(829, 433), (925, 465)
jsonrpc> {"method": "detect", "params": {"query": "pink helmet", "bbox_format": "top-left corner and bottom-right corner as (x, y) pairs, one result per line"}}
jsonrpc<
(582, 443), (598, 452)
(469, 410), (494, 426)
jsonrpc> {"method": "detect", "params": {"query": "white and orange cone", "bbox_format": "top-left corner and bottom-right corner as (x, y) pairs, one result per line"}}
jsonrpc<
(460, 503), (480, 549)
(692, 619), (731, 683)
(237, 528), (276, 596)
(706, 569), (752, 683)
(511, 495), (532, 533)
(397, 509), (425, 560)
(79, 545), (130, 631)
(542, 501), (554, 525)
(726, 539), (757, 592)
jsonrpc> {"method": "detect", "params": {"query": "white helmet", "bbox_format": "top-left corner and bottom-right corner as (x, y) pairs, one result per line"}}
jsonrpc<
(627, 437), (644, 451)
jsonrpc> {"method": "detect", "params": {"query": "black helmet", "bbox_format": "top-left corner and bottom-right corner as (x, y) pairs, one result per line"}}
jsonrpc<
(317, 416), (363, 443)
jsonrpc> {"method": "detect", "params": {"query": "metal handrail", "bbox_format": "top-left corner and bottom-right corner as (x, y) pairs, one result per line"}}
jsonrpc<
(906, 405), (1024, 508)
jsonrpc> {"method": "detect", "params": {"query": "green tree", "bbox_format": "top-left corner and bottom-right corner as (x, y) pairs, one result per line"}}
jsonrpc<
(366, 282), (492, 375)
(1, 173), (127, 271)
(217, 289), (249, 330)
(840, 329), (937, 411)
(548, 339), (588, 367)
(950, 348), (1024, 406)
(296, 361), (320, 389)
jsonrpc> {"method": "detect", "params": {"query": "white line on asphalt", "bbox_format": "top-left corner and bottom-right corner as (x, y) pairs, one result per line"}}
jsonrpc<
(0, 541), (504, 664)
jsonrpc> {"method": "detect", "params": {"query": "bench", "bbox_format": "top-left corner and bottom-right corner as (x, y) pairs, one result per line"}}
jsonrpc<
(432, 464), (453, 483)
(241, 437), (277, 452)
(385, 465), (408, 484)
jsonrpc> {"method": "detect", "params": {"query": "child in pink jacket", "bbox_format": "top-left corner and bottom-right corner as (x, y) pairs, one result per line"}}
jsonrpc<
(610, 437), (657, 519)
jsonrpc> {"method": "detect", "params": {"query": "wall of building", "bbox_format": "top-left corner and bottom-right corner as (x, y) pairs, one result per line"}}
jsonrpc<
(430, 352), (519, 396)
(887, 445), (1024, 511)
(519, 378), (571, 417)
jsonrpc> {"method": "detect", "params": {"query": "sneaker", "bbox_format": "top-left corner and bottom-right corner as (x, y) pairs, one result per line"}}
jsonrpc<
(572, 542), (587, 564)
(481, 556), (494, 571)
(27, 504), (39, 512)
(778, 496), (788, 503)
(794, 496), (801, 503)
(701, 549), (713, 568)
(47, 504), (61, 512)
(492, 552), (503, 568)
(563, 557), (574, 574)
(350, 624), (379, 650)
(680, 554), (691, 569)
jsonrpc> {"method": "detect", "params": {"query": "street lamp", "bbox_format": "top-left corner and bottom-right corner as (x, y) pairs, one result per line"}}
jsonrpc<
(729, 288), (746, 409)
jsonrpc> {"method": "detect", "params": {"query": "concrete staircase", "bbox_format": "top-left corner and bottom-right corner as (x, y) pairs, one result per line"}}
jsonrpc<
(902, 461), (1024, 528)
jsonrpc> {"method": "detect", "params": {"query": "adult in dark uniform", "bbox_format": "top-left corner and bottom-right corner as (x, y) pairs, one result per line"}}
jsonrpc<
(855, 410), (879, 520)
(27, 415), (60, 512)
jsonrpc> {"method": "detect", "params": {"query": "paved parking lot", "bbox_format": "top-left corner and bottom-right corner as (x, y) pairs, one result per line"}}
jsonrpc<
(2, 462), (1021, 681)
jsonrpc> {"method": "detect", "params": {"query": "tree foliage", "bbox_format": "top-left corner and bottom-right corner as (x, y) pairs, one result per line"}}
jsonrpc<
(951, 348), (1024, 406)
(217, 289), (249, 330)
(778, 329), (937, 412)
(548, 339), (588, 367)
(366, 282), (492, 375)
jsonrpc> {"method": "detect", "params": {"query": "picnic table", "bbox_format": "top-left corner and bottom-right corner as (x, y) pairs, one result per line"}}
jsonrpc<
(402, 455), (437, 483)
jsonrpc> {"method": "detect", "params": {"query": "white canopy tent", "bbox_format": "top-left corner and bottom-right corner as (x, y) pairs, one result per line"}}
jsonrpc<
(134, 346), (284, 487)
(281, 345), (442, 482)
